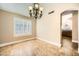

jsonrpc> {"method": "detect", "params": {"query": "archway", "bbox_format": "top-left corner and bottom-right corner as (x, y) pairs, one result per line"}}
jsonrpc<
(60, 10), (78, 55)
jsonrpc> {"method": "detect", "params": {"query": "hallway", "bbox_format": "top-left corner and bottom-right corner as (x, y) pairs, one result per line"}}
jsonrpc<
(0, 39), (79, 56)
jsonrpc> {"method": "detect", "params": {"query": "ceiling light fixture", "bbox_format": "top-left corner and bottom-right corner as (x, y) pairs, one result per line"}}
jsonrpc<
(29, 3), (44, 19)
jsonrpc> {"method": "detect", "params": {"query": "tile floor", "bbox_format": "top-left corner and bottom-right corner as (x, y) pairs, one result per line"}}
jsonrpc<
(0, 39), (79, 56)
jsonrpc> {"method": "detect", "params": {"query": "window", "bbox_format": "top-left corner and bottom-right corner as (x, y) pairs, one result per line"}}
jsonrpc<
(14, 17), (32, 36)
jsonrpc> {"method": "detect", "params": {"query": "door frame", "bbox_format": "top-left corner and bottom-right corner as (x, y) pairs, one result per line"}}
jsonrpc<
(60, 10), (78, 47)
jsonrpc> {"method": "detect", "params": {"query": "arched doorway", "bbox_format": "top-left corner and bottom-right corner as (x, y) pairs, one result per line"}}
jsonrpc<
(60, 10), (78, 55)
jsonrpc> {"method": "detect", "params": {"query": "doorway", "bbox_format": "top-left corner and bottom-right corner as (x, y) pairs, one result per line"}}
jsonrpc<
(60, 10), (78, 55)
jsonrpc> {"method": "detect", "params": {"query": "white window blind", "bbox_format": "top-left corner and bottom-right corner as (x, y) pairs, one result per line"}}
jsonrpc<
(14, 16), (32, 36)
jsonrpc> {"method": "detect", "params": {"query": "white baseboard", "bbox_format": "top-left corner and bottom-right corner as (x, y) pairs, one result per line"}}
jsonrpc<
(72, 40), (78, 43)
(0, 37), (35, 47)
(36, 37), (61, 48)
(0, 37), (61, 48)
(78, 48), (79, 53)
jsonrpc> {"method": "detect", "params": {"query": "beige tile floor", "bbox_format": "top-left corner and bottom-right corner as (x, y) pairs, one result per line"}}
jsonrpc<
(0, 39), (79, 56)
(61, 36), (78, 56)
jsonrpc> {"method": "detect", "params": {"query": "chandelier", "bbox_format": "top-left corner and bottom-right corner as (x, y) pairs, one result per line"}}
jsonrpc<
(29, 3), (43, 19)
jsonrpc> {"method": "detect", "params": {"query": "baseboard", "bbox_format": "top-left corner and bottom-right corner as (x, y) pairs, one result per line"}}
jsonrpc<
(72, 40), (78, 43)
(0, 37), (61, 48)
(0, 37), (35, 47)
(36, 37), (61, 48)
(78, 48), (79, 53)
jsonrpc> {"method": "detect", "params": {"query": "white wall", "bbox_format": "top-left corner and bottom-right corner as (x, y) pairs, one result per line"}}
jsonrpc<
(37, 3), (79, 47)
(78, 10), (79, 53)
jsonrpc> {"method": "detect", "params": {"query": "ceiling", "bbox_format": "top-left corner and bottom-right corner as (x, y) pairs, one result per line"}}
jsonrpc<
(0, 3), (56, 16)
(0, 3), (33, 16)
(0, 3), (78, 17)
